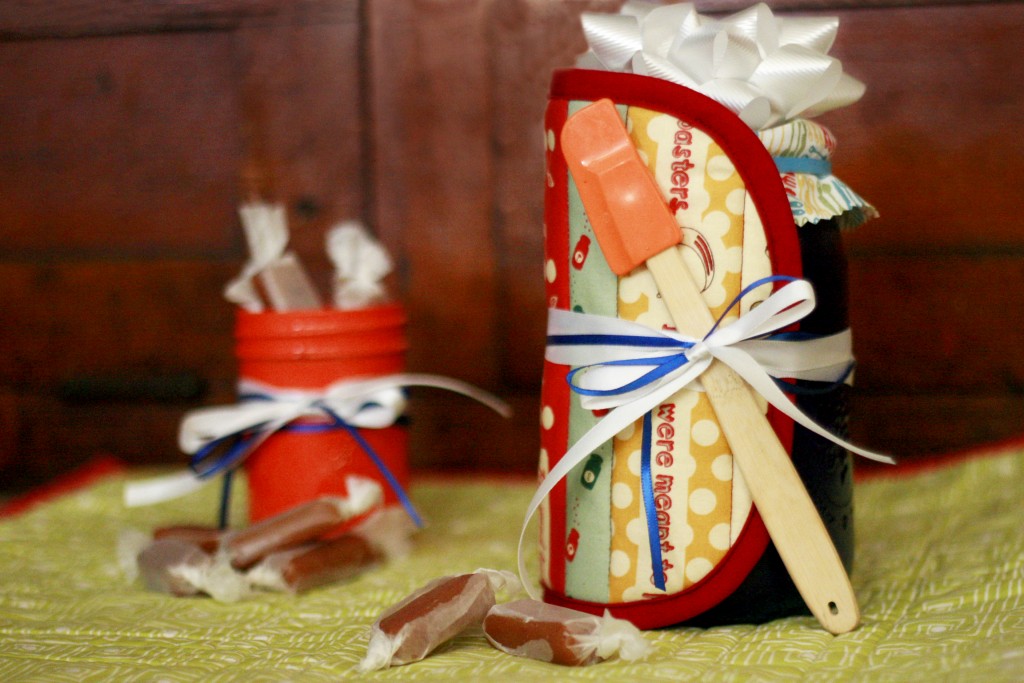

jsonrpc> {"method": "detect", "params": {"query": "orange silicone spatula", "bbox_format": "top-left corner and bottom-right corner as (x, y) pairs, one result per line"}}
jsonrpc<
(561, 98), (860, 635)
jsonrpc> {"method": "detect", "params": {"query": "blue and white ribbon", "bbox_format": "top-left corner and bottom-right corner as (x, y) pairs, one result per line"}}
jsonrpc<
(519, 276), (893, 595)
(124, 374), (511, 525)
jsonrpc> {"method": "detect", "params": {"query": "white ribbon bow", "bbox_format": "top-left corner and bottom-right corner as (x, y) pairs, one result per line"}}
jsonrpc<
(578, 1), (865, 129)
(124, 374), (511, 507)
(548, 312), (854, 413)
(518, 278), (892, 596)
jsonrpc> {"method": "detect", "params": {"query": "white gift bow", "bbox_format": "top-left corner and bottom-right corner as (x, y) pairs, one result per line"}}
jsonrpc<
(518, 277), (893, 596)
(579, 2), (865, 129)
(123, 373), (511, 508)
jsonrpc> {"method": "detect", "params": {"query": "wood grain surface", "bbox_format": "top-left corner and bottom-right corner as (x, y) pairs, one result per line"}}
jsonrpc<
(1, 0), (1021, 487)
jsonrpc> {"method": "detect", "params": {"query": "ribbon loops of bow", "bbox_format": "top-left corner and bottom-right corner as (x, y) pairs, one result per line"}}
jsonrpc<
(578, 1), (864, 129)
(549, 276), (861, 420)
(518, 276), (892, 597)
(124, 374), (512, 517)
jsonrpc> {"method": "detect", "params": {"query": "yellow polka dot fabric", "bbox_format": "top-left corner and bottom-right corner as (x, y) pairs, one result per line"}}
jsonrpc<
(2, 443), (1023, 681)
(603, 106), (773, 602)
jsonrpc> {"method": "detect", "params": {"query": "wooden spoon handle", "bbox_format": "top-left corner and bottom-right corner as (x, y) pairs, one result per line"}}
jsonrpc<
(647, 247), (860, 634)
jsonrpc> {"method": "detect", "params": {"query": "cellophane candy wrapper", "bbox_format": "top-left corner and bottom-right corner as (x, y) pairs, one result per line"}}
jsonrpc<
(537, 1), (878, 629)
(223, 477), (382, 569)
(136, 538), (214, 597)
(121, 478), (394, 602)
(245, 535), (380, 594)
(359, 569), (522, 672)
(484, 600), (650, 666)
(121, 529), (251, 602)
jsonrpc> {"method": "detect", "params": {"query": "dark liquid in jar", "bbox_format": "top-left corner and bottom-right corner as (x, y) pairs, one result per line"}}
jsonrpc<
(687, 218), (854, 627)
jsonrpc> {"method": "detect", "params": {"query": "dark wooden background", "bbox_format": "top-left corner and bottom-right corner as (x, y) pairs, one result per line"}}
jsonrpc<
(1, 0), (1022, 491)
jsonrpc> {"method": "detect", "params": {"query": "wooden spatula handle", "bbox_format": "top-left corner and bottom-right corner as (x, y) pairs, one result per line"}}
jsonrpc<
(647, 247), (860, 634)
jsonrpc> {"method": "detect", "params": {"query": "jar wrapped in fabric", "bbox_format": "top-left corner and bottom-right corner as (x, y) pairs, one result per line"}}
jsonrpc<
(537, 62), (877, 629)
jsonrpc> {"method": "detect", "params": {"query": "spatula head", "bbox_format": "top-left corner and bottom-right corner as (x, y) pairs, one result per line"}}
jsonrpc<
(560, 99), (682, 276)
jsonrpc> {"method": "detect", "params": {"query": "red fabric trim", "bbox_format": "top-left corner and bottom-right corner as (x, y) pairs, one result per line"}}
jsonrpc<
(545, 69), (804, 628)
(541, 97), (572, 594)
(0, 455), (126, 517)
(544, 507), (769, 629)
(550, 69), (803, 283)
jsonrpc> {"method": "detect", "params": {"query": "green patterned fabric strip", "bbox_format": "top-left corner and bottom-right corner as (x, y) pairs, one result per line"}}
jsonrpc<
(1, 445), (1022, 681)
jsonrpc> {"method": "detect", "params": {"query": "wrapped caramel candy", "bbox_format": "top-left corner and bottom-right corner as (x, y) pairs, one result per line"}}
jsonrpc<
(247, 535), (379, 594)
(351, 506), (417, 561)
(153, 525), (223, 553)
(129, 478), (383, 601)
(137, 539), (211, 597)
(484, 600), (649, 666)
(225, 477), (382, 569)
(136, 538), (250, 602)
(359, 569), (520, 671)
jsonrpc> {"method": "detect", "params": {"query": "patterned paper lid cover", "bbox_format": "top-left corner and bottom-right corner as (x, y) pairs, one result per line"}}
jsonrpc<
(758, 119), (878, 228)
(577, 1), (876, 227)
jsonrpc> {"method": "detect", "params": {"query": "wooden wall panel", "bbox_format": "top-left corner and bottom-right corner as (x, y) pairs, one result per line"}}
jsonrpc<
(1, 0), (1022, 490)
(852, 393), (1024, 465)
(0, 34), (241, 256)
(849, 257), (1024, 393)
(0, 262), (237, 387)
(818, 4), (1024, 458)
(0, 3), (366, 489)
(0, 0), (358, 39)
(5, 396), (189, 491)
(488, 0), (621, 391)
(232, 17), (370, 294)
(819, 4), (1024, 251)
(0, 261), (238, 486)
(366, 0), (501, 388)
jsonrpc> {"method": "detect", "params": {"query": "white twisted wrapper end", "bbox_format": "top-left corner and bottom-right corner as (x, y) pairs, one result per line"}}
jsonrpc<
(123, 373), (511, 508)
(475, 568), (524, 598)
(170, 556), (251, 603)
(326, 220), (394, 310)
(330, 476), (384, 519)
(588, 610), (651, 662)
(358, 628), (402, 673)
(223, 202), (290, 312)
(579, 1), (864, 129)
(565, 609), (650, 663)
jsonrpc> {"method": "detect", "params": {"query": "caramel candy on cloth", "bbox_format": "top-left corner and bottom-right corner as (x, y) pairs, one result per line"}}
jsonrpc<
(225, 477), (382, 569)
(137, 538), (251, 602)
(153, 525), (223, 554)
(137, 539), (211, 597)
(247, 535), (379, 594)
(359, 569), (521, 672)
(484, 600), (649, 666)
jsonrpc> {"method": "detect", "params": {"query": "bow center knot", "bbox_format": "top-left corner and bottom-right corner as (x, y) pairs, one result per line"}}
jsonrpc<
(685, 340), (712, 364)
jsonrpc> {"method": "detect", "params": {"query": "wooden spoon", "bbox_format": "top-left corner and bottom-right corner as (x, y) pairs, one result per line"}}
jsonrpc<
(560, 98), (859, 635)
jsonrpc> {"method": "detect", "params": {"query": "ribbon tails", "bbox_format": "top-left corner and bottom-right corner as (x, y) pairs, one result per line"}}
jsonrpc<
(519, 276), (892, 595)
(124, 374), (511, 529)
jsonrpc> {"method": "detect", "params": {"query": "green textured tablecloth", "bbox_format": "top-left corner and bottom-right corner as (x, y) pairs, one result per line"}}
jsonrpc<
(1, 444), (1023, 682)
